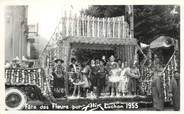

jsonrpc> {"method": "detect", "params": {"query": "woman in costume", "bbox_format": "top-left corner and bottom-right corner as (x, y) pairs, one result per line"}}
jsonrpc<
(106, 55), (117, 96)
(108, 62), (121, 97)
(118, 62), (129, 96)
(73, 61), (90, 98)
(52, 59), (66, 98)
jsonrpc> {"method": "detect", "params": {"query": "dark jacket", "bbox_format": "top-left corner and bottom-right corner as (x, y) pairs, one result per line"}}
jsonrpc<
(96, 65), (107, 78)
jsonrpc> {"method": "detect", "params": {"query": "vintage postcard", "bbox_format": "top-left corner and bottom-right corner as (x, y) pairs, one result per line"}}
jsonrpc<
(0, 0), (182, 112)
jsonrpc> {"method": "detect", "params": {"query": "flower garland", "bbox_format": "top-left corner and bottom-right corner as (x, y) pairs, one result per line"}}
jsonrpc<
(140, 51), (178, 101)
(5, 68), (44, 89)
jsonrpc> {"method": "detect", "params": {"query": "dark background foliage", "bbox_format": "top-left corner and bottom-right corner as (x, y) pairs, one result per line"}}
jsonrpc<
(83, 5), (180, 44)
(72, 5), (180, 64)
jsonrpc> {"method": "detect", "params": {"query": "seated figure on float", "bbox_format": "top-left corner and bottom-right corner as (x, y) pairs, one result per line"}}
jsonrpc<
(72, 61), (90, 98)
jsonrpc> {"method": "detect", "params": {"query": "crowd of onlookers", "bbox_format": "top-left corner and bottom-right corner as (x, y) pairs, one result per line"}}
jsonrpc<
(5, 56), (34, 68)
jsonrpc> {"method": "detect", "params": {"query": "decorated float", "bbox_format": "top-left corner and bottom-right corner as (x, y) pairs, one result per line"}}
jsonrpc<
(5, 7), (179, 110)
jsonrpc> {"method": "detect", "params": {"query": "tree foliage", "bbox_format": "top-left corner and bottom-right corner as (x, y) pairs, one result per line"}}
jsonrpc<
(84, 5), (180, 44)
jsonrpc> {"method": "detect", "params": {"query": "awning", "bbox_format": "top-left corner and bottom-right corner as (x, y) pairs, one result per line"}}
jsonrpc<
(61, 36), (137, 45)
(71, 43), (114, 50)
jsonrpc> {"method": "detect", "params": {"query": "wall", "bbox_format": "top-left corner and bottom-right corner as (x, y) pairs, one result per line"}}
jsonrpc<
(5, 6), (28, 62)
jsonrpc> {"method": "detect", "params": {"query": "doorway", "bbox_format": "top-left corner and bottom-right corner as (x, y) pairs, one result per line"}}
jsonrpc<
(73, 49), (115, 64)
(70, 43), (115, 64)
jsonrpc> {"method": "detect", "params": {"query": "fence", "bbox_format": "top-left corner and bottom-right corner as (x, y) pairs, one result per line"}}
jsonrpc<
(60, 13), (130, 39)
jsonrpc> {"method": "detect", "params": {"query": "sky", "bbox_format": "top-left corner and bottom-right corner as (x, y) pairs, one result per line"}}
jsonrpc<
(28, 3), (89, 41)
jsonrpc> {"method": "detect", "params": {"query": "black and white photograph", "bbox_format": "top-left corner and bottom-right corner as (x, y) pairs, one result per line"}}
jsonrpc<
(1, 0), (181, 111)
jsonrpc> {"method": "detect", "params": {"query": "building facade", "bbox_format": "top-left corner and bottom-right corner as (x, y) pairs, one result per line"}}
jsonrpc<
(5, 6), (28, 62)
(27, 24), (39, 59)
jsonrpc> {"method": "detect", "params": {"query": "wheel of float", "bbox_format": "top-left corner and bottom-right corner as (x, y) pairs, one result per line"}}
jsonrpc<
(5, 88), (27, 110)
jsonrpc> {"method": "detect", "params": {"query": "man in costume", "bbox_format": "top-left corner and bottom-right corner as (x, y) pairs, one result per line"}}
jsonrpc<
(68, 58), (80, 96)
(96, 60), (107, 98)
(127, 62), (140, 95)
(89, 59), (97, 97)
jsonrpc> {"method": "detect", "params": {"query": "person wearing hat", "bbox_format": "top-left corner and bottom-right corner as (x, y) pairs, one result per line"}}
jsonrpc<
(11, 56), (21, 68)
(52, 58), (66, 98)
(69, 58), (78, 73)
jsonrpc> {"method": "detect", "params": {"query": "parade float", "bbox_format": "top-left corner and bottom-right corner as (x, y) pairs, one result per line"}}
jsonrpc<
(5, 7), (179, 110)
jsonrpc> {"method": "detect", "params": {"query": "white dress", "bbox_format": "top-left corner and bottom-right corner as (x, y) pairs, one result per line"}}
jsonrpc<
(109, 68), (121, 83)
(118, 68), (129, 92)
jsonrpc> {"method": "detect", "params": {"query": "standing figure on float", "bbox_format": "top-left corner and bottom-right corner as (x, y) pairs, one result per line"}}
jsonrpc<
(118, 61), (129, 96)
(88, 59), (99, 97)
(106, 55), (121, 96)
(68, 58), (80, 96)
(96, 59), (107, 98)
(52, 59), (66, 98)
(127, 61), (140, 95)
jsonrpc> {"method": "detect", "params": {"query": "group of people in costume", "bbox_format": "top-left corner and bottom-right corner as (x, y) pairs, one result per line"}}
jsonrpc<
(49, 55), (180, 111)
(51, 55), (140, 99)
(4, 54), (180, 111)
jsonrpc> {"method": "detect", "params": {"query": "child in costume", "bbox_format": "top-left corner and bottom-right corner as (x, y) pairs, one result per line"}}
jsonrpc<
(108, 62), (121, 96)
